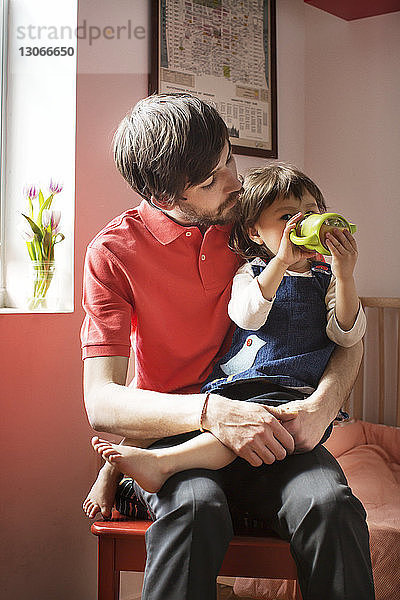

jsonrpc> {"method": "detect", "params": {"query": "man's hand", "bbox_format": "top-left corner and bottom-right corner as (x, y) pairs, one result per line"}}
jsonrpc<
(268, 343), (362, 453)
(204, 395), (295, 467)
(268, 394), (332, 453)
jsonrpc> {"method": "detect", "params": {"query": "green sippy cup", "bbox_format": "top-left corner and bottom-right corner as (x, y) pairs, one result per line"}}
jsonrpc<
(289, 212), (357, 256)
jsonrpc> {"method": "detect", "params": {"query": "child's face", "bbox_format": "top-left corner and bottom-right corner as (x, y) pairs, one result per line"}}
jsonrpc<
(249, 192), (320, 256)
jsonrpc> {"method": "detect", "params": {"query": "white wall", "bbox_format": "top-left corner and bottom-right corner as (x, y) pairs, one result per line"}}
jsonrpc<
(304, 6), (400, 297)
(303, 5), (400, 428)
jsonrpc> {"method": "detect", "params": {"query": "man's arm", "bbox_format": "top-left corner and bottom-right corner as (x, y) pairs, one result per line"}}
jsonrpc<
(267, 341), (363, 452)
(83, 355), (295, 466)
(84, 355), (206, 439)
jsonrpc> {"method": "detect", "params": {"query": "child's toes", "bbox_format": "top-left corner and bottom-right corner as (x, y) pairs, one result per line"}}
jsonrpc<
(84, 501), (93, 516)
(95, 442), (112, 455)
(102, 447), (120, 460)
(89, 503), (100, 518)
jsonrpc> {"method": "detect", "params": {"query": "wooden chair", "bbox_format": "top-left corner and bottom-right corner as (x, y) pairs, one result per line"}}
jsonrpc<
(352, 297), (400, 426)
(91, 515), (302, 600)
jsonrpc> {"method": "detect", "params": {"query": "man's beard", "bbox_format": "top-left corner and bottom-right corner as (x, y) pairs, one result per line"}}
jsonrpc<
(175, 191), (241, 229)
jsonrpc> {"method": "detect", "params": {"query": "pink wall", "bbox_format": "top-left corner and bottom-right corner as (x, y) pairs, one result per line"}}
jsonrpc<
(0, 71), (147, 599)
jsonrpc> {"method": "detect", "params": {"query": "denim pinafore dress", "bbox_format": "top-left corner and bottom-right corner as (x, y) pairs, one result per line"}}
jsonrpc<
(202, 260), (336, 396)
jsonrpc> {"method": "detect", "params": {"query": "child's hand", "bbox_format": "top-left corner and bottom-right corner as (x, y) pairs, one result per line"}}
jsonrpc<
(276, 212), (316, 266)
(324, 228), (358, 280)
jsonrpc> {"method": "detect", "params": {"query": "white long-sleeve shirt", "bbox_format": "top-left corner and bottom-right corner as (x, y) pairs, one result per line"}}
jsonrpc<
(228, 259), (366, 348)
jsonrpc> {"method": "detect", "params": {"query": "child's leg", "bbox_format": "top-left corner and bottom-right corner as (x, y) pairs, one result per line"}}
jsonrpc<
(82, 459), (122, 519)
(83, 436), (152, 518)
(92, 432), (236, 494)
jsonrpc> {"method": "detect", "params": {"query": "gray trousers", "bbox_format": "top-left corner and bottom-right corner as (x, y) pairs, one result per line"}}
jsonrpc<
(133, 433), (375, 600)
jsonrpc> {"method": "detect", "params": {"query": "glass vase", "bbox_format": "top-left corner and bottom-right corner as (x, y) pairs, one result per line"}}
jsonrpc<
(27, 260), (57, 310)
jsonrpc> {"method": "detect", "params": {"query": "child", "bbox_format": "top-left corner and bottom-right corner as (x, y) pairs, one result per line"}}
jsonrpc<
(83, 164), (365, 517)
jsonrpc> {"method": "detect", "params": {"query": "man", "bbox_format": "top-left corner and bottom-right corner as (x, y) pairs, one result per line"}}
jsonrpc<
(81, 93), (374, 599)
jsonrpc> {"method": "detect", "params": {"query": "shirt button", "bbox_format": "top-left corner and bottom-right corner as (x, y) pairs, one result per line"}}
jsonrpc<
(201, 254), (206, 261)
(185, 231), (192, 237)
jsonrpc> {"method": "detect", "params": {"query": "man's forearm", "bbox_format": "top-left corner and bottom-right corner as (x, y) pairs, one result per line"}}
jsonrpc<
(314, 340), (363, 420)
(87, 382), (206, 440)
(84, 355), (206, 439)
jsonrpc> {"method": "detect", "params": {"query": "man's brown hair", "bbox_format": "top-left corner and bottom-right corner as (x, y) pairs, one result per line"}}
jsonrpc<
(113, 93), (229, 206)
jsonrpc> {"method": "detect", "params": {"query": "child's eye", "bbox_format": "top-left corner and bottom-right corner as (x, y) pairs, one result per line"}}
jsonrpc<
(281, 214), (292, 221)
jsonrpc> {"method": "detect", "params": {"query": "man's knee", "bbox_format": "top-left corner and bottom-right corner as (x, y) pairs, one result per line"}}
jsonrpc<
(291, 482), (368, 542)
(280, 448), (367, 536)
(151, 469), (233, 534)
(175, 469), (231, 516)
(311, 483), (364, 518)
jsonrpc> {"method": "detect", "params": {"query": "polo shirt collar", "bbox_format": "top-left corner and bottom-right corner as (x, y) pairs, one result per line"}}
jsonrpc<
(138, 200), (186, 244)
(138, 200), (232, 244)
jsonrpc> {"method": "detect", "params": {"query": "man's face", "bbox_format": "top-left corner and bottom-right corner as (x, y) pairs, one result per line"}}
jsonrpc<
(167, 142), (243, 228)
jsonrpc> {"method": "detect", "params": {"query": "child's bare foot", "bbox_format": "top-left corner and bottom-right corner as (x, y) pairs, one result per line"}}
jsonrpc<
(91, 436), (170, 493)
(82, 461), (121, 519)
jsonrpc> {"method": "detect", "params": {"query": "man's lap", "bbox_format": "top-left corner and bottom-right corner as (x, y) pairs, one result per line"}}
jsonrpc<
(122, 437), (353, 538)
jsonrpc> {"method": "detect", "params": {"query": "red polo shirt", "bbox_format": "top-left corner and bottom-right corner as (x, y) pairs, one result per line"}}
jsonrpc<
(81, 201), (242, 393)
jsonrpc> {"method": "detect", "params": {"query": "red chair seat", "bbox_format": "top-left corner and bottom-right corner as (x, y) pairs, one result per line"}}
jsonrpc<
(91, 517), (302, 599)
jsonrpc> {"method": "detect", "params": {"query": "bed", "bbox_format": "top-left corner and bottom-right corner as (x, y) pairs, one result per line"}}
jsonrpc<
(225, 297), (400, 600)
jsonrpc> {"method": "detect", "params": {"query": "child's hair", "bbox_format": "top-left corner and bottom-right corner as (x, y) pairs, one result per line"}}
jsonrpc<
(230, 163), (327, 261)
(113, 93), (228, 206)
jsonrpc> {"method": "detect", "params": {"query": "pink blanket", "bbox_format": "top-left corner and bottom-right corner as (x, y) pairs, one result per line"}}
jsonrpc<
(233, 420), (400, 600)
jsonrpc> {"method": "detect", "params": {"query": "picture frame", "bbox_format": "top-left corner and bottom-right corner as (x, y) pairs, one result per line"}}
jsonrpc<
(150, 0), (277, 158)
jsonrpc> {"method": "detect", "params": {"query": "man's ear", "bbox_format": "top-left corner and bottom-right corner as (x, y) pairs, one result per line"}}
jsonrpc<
(248, 226), (264, 246)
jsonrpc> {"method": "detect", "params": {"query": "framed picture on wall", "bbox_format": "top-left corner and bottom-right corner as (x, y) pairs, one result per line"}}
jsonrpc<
(150, 0), (277, 158)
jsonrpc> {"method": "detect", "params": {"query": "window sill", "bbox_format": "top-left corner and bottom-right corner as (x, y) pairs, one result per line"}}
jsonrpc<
(0, 307), (74, 314)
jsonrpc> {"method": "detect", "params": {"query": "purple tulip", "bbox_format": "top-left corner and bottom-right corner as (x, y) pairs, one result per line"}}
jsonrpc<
(42, 209), (61, 231)
(24, 184), (39, 200)
(49, 179), (63, 195)
(50, 210), (61, 230)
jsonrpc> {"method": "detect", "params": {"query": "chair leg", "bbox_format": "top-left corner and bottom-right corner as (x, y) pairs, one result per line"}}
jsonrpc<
(294, 579), (303, 600)
(98, 537), (120, 600)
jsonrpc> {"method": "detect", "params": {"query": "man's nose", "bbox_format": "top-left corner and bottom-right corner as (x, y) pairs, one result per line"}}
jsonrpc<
(231, 173), (243, 193)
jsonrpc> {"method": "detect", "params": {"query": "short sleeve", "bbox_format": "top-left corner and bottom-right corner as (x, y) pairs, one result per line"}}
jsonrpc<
(81, 245), (134, 359)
